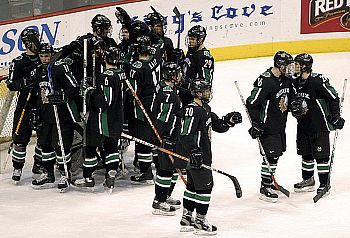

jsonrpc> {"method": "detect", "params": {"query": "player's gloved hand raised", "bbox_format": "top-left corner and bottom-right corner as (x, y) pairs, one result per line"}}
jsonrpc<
(290, 98), (306, 119)
(248, 121), (264, 139)
(47, 91), (67, 105)
(223, 111), (242, 127)
(190, 148), (203, 169)
(162, 136), (176, 152)
(327, 113), (345, 130)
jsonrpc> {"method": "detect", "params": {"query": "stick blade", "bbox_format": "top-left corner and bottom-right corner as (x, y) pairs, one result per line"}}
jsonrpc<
(228, 175), (242, 198)
(173, 6), (180, 17)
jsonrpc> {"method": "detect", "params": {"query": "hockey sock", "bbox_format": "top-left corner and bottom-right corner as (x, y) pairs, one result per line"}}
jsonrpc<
(56, 152), (71, 175)
(301, 154), (314, 180)
(183, 189), (196, 213)
(195, 189), (212, 215)
(104, 152), (120, 172)
(316, 157), (330, 185)
(34, 143), (43, 165)
(155, 169), (172, 202)
(41, 150), (56, 174)
(12, 144), (26, 169)
(168, 172), (179, 196)
(261, 157), (278, 187)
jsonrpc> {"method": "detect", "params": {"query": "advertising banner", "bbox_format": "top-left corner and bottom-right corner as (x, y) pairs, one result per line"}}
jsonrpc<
(301, 0), (350, 34)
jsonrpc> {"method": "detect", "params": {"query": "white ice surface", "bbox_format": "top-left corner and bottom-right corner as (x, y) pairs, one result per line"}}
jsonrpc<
(1, 52), (350, 238)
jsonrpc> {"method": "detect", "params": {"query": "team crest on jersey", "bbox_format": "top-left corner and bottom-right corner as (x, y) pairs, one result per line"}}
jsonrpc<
(132, 61), (142, 69)
(279, 95), (288, 113)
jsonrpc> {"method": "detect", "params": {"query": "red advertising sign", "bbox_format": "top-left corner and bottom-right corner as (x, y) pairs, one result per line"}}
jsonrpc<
(301, 0), (350, 34)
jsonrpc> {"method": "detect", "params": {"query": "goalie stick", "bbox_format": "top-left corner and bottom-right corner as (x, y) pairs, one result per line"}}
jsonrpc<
(234, 80), (290, 197)
(313, 78), (347, 203)
(122, 133), (242, 198)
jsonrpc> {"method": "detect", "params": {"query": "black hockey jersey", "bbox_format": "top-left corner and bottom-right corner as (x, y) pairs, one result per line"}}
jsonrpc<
(152, 81), (182, 140)
(87, 68), (125, 139)
(180, 47), (214, 106)
(37, 60), (80, 124)
(246, 68), (296, 134)
(292, 73), (340, 134)
(6, 53), (40, 112)
(128, 53), (161, 121)
(179, 101), (229, 167)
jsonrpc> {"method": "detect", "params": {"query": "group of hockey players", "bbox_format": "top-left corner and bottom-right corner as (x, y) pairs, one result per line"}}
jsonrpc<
(4, 5), (345, 236)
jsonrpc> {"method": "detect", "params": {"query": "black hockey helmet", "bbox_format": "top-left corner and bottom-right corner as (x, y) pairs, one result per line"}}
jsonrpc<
(90, 35), (106, 58)
(188, 25), (207, 40)
(273, 51), (293, 68)
(294, 53), (313, 73)
(105, 47), (122, 66)
(162, 61), (182, 85)
(91, 14), (111, 29)
(131, 35), (151, 54)
(20, 28), (40, 43)
(130, 20), (151, 37)
(20, 28), (40, 52)
(146, 12), (164, 26)
(190, 78), (212, 103)
(38, 43), (54, 54)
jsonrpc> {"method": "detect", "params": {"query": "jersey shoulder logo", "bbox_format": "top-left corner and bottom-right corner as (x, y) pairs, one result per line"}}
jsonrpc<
(132, 61), (142, 69)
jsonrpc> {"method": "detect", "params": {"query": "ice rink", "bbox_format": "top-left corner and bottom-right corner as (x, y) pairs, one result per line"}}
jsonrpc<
(1, 52), (349, 238)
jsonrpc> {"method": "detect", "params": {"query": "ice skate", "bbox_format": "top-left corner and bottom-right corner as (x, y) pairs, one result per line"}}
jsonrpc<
(152, 199), (176, 216)
(130, 167), (154, 185)
(32, 163), (44, 180)
(180, 211), (195, 232)
(58, 175), (70, 193)
(166, 196), (181, 209)
(193, 214), (217, 236)
(317, 184), (330, 196)
(104, 170), (117, 194)
(12, 169), (22, 184)
(32, 172), (55, 189)
(294, 176), (315, 192)
(259, 185), (278, 203)
(71, 177), (95, 192)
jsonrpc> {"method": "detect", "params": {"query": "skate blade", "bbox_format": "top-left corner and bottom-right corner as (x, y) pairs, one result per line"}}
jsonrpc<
(13, 180), (20, 185)
(193, 229), (217, 236)
(259, 194), (278, 203)
(59, 186), (70, 193)
(71, 184), (95, 192)
(180, 226), (195, 232)
(130, 180), (154, 185)
(294, 186), (316, 193)
(31, 183), (56, 189)
(104, 187), (114, 194)
(152, 209), (175, 216)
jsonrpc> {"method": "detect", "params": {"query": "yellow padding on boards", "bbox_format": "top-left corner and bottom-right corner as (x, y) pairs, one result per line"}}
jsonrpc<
(210, 38), (350, 61)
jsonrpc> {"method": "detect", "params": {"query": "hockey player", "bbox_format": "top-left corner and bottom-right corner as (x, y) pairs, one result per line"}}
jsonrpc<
(145, 10), (174, 62)
(5, 28), (43, 183)
(128, 35), (161, 184)
(246, 51), (295, 203)
(291, 53), (345, 194)
(71, 47), (125, 191)
(179, 25), (214, 106)
(151, 62), (183, 215)
(178, 78), (242, 235)
(32, 43), (80, 191)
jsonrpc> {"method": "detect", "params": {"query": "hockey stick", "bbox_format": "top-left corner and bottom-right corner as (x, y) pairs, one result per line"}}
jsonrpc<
(234, 81), (290, 197)
(313, 78), (347, 203)
(124, 79), (187, 185)
(173, 7), (181, 49)
(48, 63), (70, 190)
(82, 39), (88, 159)
(122, 132), (242, 198)
(2, 91), (31, 171)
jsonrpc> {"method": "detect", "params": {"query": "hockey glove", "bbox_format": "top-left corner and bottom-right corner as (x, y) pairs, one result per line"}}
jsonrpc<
(47, 91), (67, 105)
(248, 121), (264, 139)
(190, 148), (203, 170)
(290, 98), (306, 119)
(162, 136), (176, 152)
(223, 111), (242, 127)
(327, 113), (345, 130)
